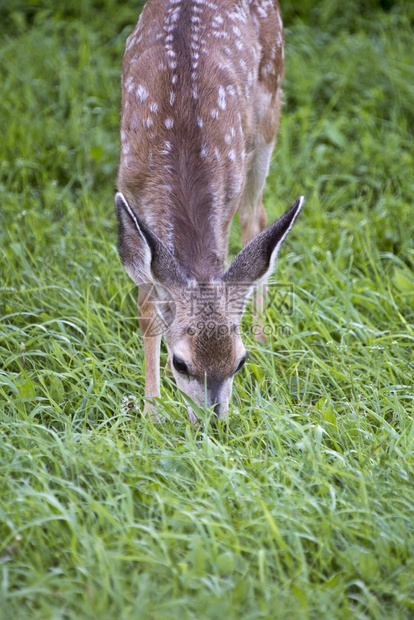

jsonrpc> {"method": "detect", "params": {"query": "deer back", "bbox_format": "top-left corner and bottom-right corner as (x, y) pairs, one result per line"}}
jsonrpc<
(117, 0), (284, 281)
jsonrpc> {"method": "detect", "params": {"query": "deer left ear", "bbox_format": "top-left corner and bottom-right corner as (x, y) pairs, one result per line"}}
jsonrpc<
(115, 191), (188, 292)
(221, 196), (304, 289)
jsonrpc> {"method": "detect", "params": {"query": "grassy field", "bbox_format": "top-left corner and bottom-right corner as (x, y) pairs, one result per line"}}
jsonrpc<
(1, 0), (414, 617)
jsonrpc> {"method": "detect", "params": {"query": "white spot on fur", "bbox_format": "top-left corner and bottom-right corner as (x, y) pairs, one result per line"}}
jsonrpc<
(126, 36), (136, 52)
(136, 84), (148, 102)
(170, 9), (180, 23)
(212, 30), (228, 39)
(227, 7), (247, 23)
(201, 143), (207, 158)
(262, 62), (274, 77)
(146, 117), (153, 128)
(170, 91), (176, 105)
(226, 85), (236, 96)
(150, 103), (158, 113)
(228, 150), (236, 161)
(217, 86), (226, 110)
(211, 109), (219, 120)
(197, 116), (203, 128)
(172, 74), (178, 84)
(165, 118), (174, 128)
(214, 148), (221, 162)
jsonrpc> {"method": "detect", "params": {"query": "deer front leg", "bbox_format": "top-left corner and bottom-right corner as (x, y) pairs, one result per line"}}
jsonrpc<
(138, 287), (162, 421)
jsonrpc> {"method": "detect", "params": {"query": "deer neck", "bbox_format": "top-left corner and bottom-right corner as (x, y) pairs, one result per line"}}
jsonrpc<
(125, 147), (229, 282)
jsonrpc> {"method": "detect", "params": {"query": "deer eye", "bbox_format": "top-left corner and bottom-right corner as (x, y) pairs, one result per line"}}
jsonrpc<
(235, 355), (247, 374)
(173, 355), (188, 375)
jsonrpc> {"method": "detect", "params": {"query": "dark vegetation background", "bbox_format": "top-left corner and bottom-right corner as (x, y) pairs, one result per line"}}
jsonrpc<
(0, 1), (413, 618)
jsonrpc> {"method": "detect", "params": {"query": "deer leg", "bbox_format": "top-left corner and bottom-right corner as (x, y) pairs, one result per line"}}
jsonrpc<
(239, 142), (274, 343)
(138, 287), (162, 421)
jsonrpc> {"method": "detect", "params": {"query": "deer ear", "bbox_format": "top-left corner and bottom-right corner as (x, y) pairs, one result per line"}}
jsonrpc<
(221, 196), (304, 292)
(115, 192), (188, 295)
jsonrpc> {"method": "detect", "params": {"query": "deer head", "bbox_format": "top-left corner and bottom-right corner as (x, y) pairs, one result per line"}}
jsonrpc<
(116, 192), (303, 425)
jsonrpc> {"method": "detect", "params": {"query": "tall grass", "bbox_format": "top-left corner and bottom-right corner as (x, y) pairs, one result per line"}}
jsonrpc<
(1, 1), (413, 617)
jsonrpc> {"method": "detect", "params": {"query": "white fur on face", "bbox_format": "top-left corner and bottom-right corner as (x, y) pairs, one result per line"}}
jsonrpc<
(166, 334), (244, 424)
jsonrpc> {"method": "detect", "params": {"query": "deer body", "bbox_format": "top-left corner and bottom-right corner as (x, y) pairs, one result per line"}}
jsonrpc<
(116, 0), (303, 424)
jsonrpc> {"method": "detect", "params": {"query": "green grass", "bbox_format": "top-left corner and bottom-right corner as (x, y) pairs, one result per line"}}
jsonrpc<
(1, 1), (414, 618)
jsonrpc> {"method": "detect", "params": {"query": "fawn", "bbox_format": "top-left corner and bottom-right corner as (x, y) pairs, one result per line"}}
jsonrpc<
(115, 0), (303, 424)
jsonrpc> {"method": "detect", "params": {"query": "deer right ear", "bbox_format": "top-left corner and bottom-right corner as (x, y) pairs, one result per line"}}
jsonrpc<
(115, 192), (188, 292)
(115, 192), (153, 286)
(221, 196), (304, 293)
